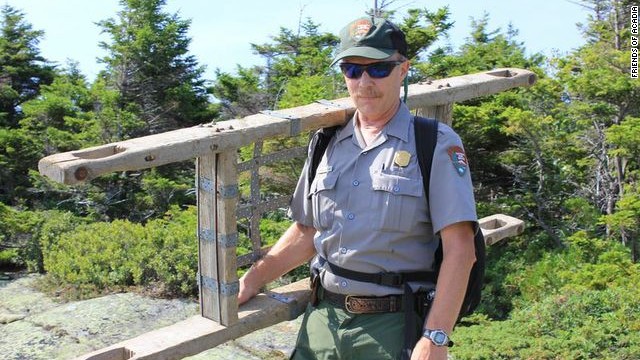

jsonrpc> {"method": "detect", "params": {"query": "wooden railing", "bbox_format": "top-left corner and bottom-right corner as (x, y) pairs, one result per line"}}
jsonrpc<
(38, 68), (536, 360)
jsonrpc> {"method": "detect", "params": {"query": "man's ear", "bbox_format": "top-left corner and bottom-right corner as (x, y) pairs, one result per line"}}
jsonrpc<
(400, 60), (410, 81)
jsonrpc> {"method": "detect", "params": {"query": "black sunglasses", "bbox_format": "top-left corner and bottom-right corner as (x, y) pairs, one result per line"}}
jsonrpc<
(339, 61), (403, 79)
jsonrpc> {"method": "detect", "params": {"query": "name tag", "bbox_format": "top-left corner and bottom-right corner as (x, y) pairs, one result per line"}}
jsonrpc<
(317, 166), (333, 174)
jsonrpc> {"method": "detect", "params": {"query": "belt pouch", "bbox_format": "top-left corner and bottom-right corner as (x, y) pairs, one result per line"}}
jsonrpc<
(309, 269), (320, 307)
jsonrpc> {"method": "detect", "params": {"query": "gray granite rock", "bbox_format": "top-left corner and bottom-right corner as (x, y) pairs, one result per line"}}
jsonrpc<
(0, 274), (301, 360)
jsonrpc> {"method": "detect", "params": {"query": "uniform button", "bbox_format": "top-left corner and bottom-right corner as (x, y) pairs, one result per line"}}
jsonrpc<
(341, 281), (348, 287)
(393, 185), (400, 192)
(347, 213), (355, 220)
(352, 180), (360, 186)
(340, 247), (347, 254)
(363, 151), (368, 155)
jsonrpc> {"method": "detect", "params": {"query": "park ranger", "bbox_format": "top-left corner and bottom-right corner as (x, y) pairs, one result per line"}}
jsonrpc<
(238, 16), (478, 360)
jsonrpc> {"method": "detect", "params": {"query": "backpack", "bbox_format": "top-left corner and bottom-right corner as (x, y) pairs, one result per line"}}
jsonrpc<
(307, 116), (485, 321)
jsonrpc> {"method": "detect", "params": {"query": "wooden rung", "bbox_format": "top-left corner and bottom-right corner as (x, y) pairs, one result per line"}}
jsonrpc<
(38, 68), (536, 185)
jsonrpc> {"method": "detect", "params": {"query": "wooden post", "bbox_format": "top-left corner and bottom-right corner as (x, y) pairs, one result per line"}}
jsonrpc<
(414, 103), (453, 126)
(196, 150), (240, 325)
(215, 150), (239, 325)
(196, 153), (220, 321)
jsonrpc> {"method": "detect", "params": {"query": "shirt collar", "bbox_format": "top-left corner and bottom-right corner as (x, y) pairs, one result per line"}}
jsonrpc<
(335, 101), (412, 144)
(384, 102), (411, 143)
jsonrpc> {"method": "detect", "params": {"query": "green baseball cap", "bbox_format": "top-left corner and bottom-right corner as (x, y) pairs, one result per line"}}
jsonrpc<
(331, 16), (407, 66)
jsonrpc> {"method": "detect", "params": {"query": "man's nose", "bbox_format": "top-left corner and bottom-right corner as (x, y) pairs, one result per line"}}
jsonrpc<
(358, 71), (375, 85)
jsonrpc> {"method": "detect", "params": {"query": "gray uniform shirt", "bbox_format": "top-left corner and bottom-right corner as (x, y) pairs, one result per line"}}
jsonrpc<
(288, 103), (477, 296)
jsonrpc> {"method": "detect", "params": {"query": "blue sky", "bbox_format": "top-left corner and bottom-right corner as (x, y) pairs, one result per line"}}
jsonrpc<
(4, 0), (590, 81)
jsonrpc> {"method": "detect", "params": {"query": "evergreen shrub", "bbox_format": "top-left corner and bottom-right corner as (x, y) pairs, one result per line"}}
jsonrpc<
(43, 206), (198, 297)
(453, 232), (640, 359)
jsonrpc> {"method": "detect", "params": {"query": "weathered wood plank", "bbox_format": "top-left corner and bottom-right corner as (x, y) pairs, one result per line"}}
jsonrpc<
(196, 154), (219, 322)
(414, 104), (453, 126)
(38, 68), (536, 185)
(215, 151), (239, 325)
(248, 141), (264, 272)
(405, 68), (536, 108)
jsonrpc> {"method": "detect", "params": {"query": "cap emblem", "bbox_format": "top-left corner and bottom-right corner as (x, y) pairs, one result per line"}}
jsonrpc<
(350, 19), (372, 42)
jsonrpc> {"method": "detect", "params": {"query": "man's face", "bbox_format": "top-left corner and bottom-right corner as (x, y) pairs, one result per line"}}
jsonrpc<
(341, 56), (409, 123)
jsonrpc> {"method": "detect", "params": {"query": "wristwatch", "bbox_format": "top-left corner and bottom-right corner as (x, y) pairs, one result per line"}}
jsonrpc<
(422, 328), (454, 347)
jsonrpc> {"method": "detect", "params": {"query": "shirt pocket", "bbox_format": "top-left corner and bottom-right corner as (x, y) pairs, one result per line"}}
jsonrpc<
(372, 172), (423, 232)
(310, 171), (339, 231)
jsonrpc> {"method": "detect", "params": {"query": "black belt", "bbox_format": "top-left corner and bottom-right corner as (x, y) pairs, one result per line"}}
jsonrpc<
(320, 287), (403, 314)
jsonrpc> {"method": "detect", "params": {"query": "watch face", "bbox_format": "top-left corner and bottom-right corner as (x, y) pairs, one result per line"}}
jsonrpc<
(433, 332), (447, 345)
(424, 329), (449, 346)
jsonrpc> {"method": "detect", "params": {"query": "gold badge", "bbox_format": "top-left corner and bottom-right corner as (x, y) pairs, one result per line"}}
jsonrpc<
(394, 151), (411, 167)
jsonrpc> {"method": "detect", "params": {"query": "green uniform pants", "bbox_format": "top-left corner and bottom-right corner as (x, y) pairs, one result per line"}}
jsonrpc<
(290, 300), (422, 360)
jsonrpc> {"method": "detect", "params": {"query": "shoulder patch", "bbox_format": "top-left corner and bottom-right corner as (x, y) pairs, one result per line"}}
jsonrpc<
(447, 146), (468, 176)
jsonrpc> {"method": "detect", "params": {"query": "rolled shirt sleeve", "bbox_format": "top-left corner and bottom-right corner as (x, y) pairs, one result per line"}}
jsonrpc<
(428, 122), (477, 234)
(287, 142), (317, 228)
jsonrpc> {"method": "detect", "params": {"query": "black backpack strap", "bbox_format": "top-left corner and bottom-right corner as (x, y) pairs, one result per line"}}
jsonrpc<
(403, 116), (439, 359)
(414, 116), (442, 279)
(307, 125), (340, 191)
(415, 116), (486, 321)
(413, 116), (439, 207)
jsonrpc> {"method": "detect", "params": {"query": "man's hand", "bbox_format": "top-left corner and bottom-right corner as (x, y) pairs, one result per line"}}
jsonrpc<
(236, 222), (316, 306)
(238, 273), (260, 305)
(410, 337), (448, 360)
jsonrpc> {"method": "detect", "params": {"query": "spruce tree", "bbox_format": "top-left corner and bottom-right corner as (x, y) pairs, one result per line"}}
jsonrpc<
(97, 0), (213, 136)
(558, 0), (640, 255)
(0, 5), (54, 128)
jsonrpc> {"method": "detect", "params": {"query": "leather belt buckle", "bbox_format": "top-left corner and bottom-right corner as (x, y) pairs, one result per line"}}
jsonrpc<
(344, 295), (366, 314)
(345, 295), (397, 314)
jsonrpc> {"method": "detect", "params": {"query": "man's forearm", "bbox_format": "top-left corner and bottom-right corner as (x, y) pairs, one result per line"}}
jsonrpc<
(238, 222), (316, 304)
(425, 222), (476, 333)
(410, 222), (476, 360)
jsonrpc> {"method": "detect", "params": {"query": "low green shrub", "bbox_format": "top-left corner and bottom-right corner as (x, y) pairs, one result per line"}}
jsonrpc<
(1, 203), (86, 272)
(514, 231), (637, 302)
(1, 203), (42, 269)
(453, 285), (640, 360)
(137, 206), (198, 295)
(43, 205), (198, 297)
(259, 211), (291, 246)
(44, 219), (146, 287)
(0, 248), (19, 268)
(453, 232), (640, 359)
(36, 205), (304, 298)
